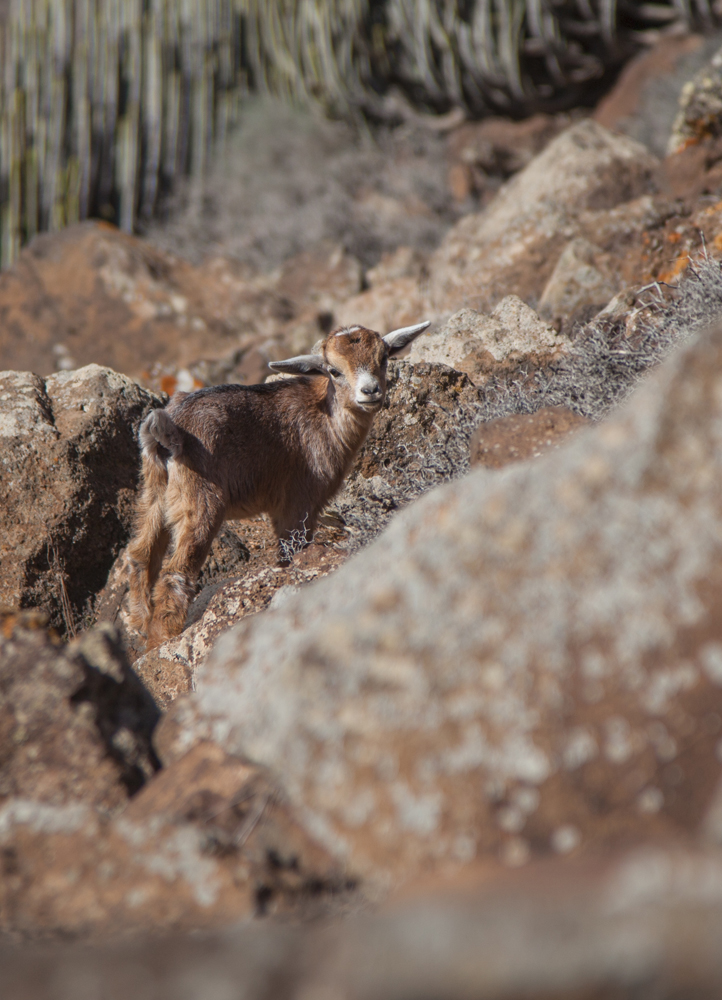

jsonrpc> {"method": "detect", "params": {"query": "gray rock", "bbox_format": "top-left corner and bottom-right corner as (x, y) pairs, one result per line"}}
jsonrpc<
(408, 297), (569, 376)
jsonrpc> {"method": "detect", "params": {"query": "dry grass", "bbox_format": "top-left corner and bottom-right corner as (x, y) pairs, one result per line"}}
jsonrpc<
(334, 260), (722, 550)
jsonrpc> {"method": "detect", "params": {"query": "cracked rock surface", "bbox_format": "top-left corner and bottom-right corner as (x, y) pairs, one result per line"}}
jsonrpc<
(0, 365), (161, 635)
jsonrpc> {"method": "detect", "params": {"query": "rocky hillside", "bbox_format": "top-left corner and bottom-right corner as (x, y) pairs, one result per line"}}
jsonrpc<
(8, 33), (722, 997)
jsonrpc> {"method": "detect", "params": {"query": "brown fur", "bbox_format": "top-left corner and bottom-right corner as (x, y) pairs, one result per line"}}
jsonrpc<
(127, 323), (428, 648)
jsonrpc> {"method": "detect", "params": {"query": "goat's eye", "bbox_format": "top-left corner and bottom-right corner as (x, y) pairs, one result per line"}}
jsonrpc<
(327, 367), (342, 379)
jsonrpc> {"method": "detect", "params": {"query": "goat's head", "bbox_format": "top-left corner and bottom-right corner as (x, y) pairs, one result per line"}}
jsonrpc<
(268, 321), (430, 412)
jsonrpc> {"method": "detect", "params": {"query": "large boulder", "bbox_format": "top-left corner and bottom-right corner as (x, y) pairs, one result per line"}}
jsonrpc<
(407, 297), (570, 382)
(158, 314), (722, 889)
(0, 364), (160, 633)
(428, 120), (658, 314)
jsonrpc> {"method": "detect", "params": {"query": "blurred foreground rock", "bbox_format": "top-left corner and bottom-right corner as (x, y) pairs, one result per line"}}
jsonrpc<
(0, 615), (158, 814)
(0, 364), (160, 634)
(158, 316), (722, 889)
(6, 844), (722, 998)
(0, 733), (352, 939)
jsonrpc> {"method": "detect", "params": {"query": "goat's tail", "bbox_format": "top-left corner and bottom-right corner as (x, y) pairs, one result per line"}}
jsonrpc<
(140, 408), (184, 474)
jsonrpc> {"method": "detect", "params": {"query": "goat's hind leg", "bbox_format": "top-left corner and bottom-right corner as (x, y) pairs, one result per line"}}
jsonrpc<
(147, 491), (224, 648)
(127, 462), (170, 634)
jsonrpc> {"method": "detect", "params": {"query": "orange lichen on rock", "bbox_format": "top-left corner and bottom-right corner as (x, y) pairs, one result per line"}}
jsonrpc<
(657, 254), (690, 283)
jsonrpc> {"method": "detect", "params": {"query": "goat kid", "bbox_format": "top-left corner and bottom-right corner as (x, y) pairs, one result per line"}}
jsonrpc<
(127, 320), (430, 648)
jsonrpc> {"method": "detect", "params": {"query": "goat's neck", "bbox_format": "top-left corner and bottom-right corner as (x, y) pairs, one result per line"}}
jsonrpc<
(317, 381), (375, 470)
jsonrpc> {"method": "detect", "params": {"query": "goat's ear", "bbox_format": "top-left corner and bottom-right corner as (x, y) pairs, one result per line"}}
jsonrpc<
(268, 354), (327, 376)
(383, 320), (431, 355)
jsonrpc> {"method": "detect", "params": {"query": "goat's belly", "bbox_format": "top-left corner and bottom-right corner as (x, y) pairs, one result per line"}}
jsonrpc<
(225, 499), (266, 521)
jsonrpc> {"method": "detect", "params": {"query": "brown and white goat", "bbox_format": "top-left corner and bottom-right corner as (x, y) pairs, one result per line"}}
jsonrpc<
(127, 320), (430, 647)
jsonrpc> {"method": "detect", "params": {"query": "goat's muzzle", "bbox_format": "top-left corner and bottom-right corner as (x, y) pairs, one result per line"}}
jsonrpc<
(355, 373), (383, 408)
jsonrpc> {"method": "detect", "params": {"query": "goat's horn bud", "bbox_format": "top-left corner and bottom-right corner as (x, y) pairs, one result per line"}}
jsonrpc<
(387, 320), (431, 339)
(383, 320), (431, 355)
(268, 354), (326, 376)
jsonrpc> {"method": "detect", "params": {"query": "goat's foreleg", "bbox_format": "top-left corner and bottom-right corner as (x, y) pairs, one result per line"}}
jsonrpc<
(146, 486), (224, 648)
(273, 504), (319, 566)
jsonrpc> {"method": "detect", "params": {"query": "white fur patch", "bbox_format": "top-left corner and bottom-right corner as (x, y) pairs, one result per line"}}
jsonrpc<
(335, 325), (361, 336)
(354, 369), (381, 404)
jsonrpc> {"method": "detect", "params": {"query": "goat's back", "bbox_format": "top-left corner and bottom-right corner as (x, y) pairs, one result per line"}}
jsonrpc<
(166, 378), (340, 514)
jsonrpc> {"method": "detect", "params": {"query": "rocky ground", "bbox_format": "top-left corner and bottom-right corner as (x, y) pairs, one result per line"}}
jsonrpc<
(8, 27), (722, 998)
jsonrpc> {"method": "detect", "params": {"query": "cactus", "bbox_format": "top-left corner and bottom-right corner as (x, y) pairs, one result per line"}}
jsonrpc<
(0, 0), (708, 268)
(0, 0), (248, 267)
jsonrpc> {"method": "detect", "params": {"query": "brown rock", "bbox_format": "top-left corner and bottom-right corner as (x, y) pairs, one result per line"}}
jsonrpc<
(429, 120), (658, 316)
(657, 136), (722, 202)
(470, 406), (590, 469)
(446, 113), (569, 202)
(594, 33), (706, 145)
(365, 246), (427, 287)
(7, 844), (722, 994)
(158, 317), (722, 890)
(0, 740), (350, 939)
(334, 247), (429, 337)
(0, 616), (159, 814)
(0, 222), (234, 378)
(0, 364), (160, 634)
(407, 298), (570, 382)
(0, 222), (362, 385)
(538, 238), (619, 321)
(334, 277), (428, 337)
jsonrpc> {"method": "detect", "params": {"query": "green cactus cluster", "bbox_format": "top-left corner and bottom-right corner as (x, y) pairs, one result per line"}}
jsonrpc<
(0, 0), (247, 266)
(0, 0), (708, 267)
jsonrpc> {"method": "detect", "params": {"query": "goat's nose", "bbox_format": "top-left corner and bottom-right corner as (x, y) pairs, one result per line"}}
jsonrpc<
(360, 381), (380, 395)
